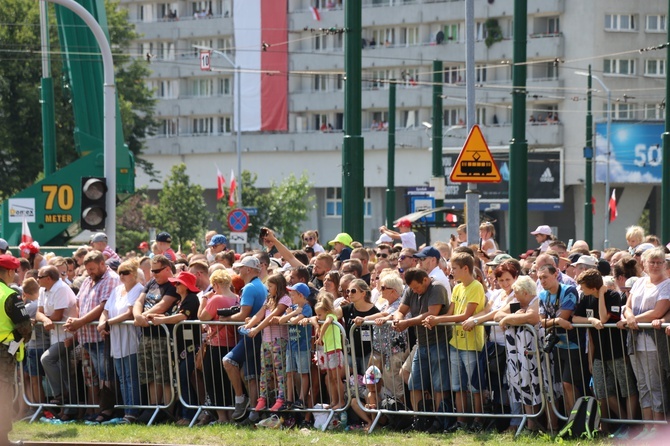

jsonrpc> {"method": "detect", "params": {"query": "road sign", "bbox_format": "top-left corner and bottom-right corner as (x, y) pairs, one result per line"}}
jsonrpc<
(449, 125), (501, 183)
(200, 50), (211, 71)
(227, 208), (249, 232)
(229, 232), (248, 244)
(243, 207), (258, 216)
(411, 196), (435, 222)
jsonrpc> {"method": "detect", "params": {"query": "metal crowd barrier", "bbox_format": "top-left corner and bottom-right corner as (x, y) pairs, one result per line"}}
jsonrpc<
(18, 321), (175, 425)
(349, 321), (546, 434)
(173, 319), (351, 430)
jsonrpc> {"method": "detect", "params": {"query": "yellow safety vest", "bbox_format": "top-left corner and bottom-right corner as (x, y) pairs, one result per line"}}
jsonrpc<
(0, 282), (24, 361)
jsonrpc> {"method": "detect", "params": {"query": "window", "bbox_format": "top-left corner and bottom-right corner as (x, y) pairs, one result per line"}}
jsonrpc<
(314, 114), (328, 131)
(371, 28), (395, 46)
(314, 74), (328, 92)
(547, 17), (560, 34)
(157, 42), (175, 61)
(643, 103), (664, 120)
(190, 78), (214, 97)
(325, 187), (371, 217)
(192, 117), (214, 135)
(444, 23), (460, 42)
(645, 59), (666, 76)
(646, 14), (666, 32)
(475, 21), (485, 41)
(192, 39), (214, 58)
(314, 34), (323, 51)
(613, 103), (634, 120)
(444, 65), (463, 84)
(476, 107), (487, 125)
(159, 119), (179, 137)
(443, 107), (465, 126)
(403, 110), (417, 128)
(401, 68), (419, 87)
(400, 26), (419, 46)
(604, 59), (635, 75)
(217, 37), (234, 55)
(218, 117), (232, 133)
(336, 74), (344, 91)
(219, 77), (231, 95)
(475, 65), (487, 83)
(605, 14), (636, 31)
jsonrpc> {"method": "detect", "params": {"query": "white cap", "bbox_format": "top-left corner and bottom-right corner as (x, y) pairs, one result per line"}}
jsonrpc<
(530, 225), (552, 236)
(375, 233), (393, 245)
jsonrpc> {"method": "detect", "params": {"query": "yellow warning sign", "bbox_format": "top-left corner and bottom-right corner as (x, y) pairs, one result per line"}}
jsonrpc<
(449, 124), (501, 183)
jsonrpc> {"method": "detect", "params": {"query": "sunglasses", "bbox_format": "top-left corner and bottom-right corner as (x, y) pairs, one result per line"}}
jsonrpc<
(398, 255), (407, 261)
(380, 286), (390, 291)
(119, 270), (131, 276)
(340, 289), (351, 294)
(60, 272), (67, 276)
(151, 266), (168, 274)
(376, 253), (389, 258)
(348, 289), (361, 294)
(303, 237), (314, 242)
(342, 269), (353, 274)
(37, 275), (48, 279)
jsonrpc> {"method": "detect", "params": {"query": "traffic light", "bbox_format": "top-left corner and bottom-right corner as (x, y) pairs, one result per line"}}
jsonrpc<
(80, 177), (107, 230)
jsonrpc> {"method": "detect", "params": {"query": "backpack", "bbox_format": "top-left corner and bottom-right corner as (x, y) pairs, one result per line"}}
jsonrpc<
(379, 397), (413, 431)
(556, 396), (600, 439)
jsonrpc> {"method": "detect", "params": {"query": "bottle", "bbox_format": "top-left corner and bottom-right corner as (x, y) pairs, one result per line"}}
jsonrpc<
(339, 410), (348, 428)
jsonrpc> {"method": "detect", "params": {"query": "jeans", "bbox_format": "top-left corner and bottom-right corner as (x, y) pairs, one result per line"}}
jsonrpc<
(114, 355), (140, 417)
(178, 352), (197, 420)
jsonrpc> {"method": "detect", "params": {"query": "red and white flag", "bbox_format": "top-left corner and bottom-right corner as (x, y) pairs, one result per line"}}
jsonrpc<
(591, 196), (596, 216)
(234, 0), (288, 132)
(21, 217), (33, 244)
(216, 167), (226, 201)
(228, 169), (237, 207)
(608, 189), (618, 222)
(309, 6), (321, 21)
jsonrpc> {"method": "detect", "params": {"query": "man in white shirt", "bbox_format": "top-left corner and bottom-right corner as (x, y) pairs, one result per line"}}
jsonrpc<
(36, 266), (78, 406)
(413, 246), (451, 300)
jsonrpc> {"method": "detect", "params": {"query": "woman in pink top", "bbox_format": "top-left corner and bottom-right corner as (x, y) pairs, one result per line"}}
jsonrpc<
(243, 273), (292, 412)
(197, 269), (239, 423)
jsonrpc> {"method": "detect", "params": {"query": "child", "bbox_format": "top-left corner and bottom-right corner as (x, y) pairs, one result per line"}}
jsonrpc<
(311, 296), (345, 409)
(278, 283), (313, 410)
(530, 225), (554, 253)
(244, 273), (291, 412)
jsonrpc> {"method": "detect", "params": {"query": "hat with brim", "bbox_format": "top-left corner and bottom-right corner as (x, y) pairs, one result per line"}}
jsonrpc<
(233, 256), (261, 270)
(168, 271), (200, 293)
(572, 255), (597, 267)
(90, 232), (108, 243)
(530, 225), (552, 236)
(138, 241), (149, 250)
(329, 233), (353, 248)
(394, 218), (412, 228)
(486, 253), (513, 266)
(287, 283), (311, 298)
(413, 246), (441, 260)
(375, 233), (393, 245)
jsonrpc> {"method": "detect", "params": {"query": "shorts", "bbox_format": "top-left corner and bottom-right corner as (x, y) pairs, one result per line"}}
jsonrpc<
(408, 342), (450, 392)
(401, 344), (418, 375)
(449, 346), (481, 393)
(555, 348), (588, 387)
(82, 341), (108, 382)
(320, 350), (344, 371)
(630, 350), (666, 413)
(24, 348), (46, 376)
(223, 334), (262, 380)
(286, 346), (311, 374)
(592, 356), (637, 400)
(138, 336), (172, 385)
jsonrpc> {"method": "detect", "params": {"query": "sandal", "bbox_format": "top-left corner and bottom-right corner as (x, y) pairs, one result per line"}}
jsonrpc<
(85, 412), (114, 425)
(49, 396), (63, 405)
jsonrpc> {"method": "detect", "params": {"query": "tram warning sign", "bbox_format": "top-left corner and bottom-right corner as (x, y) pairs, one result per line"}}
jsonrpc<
(449, 124), (501, 183)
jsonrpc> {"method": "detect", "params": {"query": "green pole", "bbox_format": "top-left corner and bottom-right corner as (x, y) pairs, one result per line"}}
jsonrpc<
(662, 0), (670, 244)
(584, 65), (593, 247)
(386, 80), (396, 227)
(508, 0), (528, 257)
(342, 0), (364, 242)
(41, 78), (57, 176)
(432, 60), (444, 224)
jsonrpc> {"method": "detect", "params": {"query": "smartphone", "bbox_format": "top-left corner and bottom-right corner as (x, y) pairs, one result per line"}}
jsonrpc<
(479, 238), (483, 250)
(259, 227), (269, 240)
(567, 238), (574, 251)
(510, 302), (521, 313)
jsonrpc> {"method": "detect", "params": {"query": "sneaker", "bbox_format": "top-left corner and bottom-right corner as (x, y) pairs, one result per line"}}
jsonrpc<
(633, 427), (656, 441)
(401, 418), (420, 433)
(255, 397), (267, 411)
(298, 419), (312, 430)
(609, 425), (629, 439)
(426, 419), (443, 434)
(232, 396), (250, 420)
(248, 410), (260, 423)
(445, 421), (467, 433)
(292, 399), (304, 410)
(469, 421), (484, 433)
(270, 398), (286, 412)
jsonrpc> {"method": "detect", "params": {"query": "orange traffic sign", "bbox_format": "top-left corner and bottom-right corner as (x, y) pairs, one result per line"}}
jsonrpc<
(449, 124), (501, 183)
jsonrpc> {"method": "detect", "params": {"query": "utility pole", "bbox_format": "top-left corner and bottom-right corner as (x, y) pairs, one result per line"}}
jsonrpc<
(584, 65), (593, 247)
(386, 80), (396, 227)
(508, 0), (528, 257)
(342, 0), (364, 242)
(431, 60), (444, 225)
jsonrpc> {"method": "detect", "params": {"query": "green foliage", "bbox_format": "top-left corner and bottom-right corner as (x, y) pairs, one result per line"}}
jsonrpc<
(216, 170), (315, 248)
(484, 18), (503, 48)
(145, 164), (210, 246)
(115, 188), (151, 254)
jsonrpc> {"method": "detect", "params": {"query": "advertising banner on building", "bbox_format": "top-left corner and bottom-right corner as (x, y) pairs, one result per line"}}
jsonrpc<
(595, 122), (663, 183)
(442, 148), (563, 202)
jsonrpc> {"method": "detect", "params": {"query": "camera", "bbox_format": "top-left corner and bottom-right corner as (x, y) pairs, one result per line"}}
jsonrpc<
(543, 331), (561, 353)
(217, 306), (241, 317)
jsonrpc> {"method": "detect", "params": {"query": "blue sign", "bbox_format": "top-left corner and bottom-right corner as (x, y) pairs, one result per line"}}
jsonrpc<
(595, 122), (664, 183)
(243, 207), (258, 216)
(227, 208), (249, 232)
(411, 196), (435, 222)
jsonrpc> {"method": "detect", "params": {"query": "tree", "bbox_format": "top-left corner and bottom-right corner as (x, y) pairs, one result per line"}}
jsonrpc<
(145, 164), (211, 246)
(216, 170), (315, 248)
(116, 188), (151, 255)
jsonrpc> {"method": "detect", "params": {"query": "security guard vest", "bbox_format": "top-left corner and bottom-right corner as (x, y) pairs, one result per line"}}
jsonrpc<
(0, 282), (24, 361)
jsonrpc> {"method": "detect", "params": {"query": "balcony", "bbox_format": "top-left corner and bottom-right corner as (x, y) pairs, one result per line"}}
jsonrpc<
(154, 96), (234, 117)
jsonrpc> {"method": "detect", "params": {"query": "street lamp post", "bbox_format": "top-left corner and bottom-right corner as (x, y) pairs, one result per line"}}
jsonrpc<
(576, 71), (611, 249)
(194, 45), (242, 205)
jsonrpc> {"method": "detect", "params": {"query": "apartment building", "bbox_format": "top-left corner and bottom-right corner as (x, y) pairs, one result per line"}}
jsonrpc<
(123, 0), (668, 248)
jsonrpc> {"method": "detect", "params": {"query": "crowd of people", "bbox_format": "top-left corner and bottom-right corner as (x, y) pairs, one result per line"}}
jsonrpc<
(2, 220), (670, 440)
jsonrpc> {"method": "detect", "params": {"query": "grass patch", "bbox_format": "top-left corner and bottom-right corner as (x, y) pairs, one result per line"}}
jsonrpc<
(10, 421), (609, 445)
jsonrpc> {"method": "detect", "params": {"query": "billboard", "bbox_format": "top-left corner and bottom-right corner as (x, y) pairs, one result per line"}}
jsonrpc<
(443, 148), (563, 202)
(595, 122), (664, 183)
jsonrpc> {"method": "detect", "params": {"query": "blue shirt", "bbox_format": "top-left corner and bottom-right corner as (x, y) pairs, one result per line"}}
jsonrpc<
(288, 304), (312, 351)
(240, 277), (267, 316)
(539, 283), (580, 349)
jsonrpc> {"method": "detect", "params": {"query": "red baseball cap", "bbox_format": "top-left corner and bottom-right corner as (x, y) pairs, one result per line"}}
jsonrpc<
(0, 254), (20, 270)
(394, 218), (412, 228)
(138, 241), (149, 250)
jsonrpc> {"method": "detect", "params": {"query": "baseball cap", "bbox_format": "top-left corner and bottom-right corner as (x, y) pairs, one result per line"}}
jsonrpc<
(567, 253), (582, 265)
(0, 254), (20, 270)
(530, 225), (552, 236)
(572, 255), (597, 267)
(156, 232), (172, 243)
(0, 238), (8, 252)
(486, 253), (513, 266)
(287, 283), (311, 298)
(90, 232), (108, 243)
(375, 233), (393, 245)
(233, 256), (261, 270)
(208, 234), (228, 246)
(413, 246), (441, 260)
(329, 233), (353, 248)
(138, 241), (149, 250)
(597, 258), (611, 276)
(394, 218), (412, 228)
(634, 243), (655, 256)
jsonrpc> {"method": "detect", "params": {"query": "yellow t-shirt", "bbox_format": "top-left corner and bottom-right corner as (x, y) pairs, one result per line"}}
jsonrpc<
(449, 280), (486, 351)
(322, 313), (342, 353)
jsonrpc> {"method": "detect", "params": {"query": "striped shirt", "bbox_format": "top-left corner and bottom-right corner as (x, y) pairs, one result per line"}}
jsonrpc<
(77, 267), (120, 344)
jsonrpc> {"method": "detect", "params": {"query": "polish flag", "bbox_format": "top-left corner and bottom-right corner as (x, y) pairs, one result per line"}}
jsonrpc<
(591, 196), (596, 215)
(216, 167), (226, 201)
(608, 189), (618, 222)
(234, 0), (288, 132)
(228, 170), (237, 207)
(309, 6), (321, 21)
(21, 217), (33, 244)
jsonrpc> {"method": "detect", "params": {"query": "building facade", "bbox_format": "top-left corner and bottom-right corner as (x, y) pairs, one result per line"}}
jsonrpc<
(123, 0), (668, 249)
